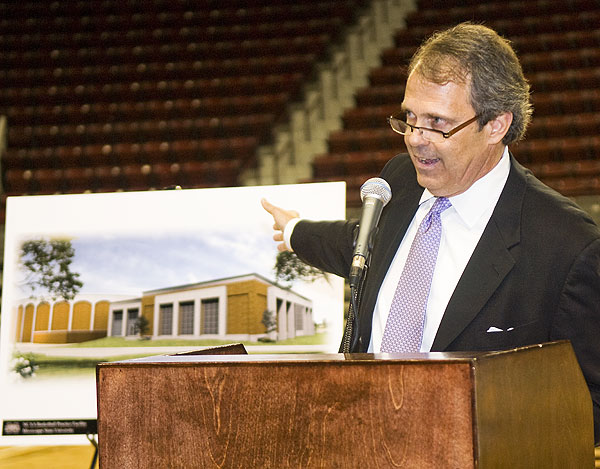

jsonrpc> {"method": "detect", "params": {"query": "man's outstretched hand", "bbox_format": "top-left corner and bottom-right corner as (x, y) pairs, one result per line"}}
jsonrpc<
(261, 198), (299, 252)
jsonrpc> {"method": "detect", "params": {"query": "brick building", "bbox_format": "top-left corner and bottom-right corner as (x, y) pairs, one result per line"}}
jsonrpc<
(108, 273), (314, 341)
(14, 274), (313, 344)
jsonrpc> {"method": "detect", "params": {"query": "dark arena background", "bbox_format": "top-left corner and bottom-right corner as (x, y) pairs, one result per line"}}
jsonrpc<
(0, 0), (599, 466)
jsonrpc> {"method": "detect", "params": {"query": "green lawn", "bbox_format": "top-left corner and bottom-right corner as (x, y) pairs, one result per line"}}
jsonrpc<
(13, 354), (128, 379)
(12, 332), (332, 378)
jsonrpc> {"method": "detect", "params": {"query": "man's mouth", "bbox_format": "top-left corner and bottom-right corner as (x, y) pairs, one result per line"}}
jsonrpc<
(417, 157), (440, 166)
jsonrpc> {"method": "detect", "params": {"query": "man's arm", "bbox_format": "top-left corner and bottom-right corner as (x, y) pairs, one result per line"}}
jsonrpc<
(553, 238), (600, 445)
(261, 198), (357, 278)
(290, 219), (357, 279)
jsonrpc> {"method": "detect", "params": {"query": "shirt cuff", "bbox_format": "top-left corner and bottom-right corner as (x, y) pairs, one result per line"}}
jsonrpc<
(283, 217), (302, 251)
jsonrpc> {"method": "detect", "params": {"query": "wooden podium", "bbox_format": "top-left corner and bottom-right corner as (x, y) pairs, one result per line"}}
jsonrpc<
(96, 341), (594, 468)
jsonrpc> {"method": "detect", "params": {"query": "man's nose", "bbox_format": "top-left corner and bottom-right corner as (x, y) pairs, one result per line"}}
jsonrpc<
(405, 127), (429, 146)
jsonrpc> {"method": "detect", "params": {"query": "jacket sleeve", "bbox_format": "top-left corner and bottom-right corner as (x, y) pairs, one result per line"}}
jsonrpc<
(290, 219), (357, 279)
(552, 237), (600, 444)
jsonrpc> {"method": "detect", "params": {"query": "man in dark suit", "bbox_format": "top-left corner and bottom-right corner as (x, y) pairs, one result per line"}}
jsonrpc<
(262, 23), (600, 443)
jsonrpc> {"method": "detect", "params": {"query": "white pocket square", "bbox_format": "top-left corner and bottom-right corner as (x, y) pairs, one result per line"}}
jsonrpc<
(486, 326), (514, 333)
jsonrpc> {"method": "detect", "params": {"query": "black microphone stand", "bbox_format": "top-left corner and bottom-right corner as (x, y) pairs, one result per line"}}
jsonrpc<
(341, 225), (375, 353)
(341, 273), (366, 353)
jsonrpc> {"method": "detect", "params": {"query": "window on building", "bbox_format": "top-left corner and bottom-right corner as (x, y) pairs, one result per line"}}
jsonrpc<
(159, 303), (173, 335)
(111, 310), (123, 336)
(294, 304), (304, 331)
(179, 301), (194, 335)
(126, 308), (139, 336)
(201, 298), (219, 334)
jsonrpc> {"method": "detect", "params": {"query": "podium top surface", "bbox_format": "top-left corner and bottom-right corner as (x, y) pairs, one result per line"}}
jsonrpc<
(97, 341), (569, 367)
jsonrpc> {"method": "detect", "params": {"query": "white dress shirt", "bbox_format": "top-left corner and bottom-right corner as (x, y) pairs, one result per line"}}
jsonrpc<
(284, 147), (510, 352)
(369, 147), (510, 352)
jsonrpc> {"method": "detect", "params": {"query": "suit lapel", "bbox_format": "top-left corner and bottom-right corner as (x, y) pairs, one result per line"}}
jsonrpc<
(430, 219), (516, 350)
(431, 156), (527, 351)
(369, 191), (421, 284)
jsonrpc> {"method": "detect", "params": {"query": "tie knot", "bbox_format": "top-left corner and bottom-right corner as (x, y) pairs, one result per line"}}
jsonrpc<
(421, 197), (451, 232)
(430, 197), (451, 215)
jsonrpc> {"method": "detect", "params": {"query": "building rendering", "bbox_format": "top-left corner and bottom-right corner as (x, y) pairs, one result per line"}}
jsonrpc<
(14, 273), (314, 343)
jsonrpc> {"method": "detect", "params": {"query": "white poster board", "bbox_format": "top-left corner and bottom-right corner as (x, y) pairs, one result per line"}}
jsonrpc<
(0, 182), (346, 445)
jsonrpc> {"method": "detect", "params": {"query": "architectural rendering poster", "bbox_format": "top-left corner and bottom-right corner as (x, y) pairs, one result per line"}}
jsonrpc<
(0, 182), (345, 445)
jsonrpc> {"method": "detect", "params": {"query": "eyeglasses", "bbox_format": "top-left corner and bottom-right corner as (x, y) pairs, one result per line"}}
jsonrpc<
(387, 114), (480, 143)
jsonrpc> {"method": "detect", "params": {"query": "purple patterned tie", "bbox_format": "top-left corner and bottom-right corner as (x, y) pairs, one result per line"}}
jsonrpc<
(380, 197), (452, 353)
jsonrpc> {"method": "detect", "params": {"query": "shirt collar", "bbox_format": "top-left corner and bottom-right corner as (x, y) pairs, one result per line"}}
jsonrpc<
(419, 146), (510, 228)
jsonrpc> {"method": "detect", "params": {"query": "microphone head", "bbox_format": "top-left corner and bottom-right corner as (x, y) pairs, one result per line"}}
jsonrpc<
(360, 177), (392, 206)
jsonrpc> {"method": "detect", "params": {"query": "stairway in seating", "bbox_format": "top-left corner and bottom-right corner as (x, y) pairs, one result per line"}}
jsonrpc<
(0, 0), (370, 208)
(310, 0), (600, 209)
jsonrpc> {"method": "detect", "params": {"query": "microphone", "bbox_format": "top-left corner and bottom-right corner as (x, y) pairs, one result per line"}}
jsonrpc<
(349, 177), (392, 288)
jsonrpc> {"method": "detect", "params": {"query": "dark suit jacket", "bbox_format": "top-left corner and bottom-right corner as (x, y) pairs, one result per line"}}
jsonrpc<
(291, 153), (600, 443)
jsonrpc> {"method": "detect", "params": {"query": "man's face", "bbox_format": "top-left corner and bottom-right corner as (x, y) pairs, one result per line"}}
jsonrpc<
(401, 72), (502, 197)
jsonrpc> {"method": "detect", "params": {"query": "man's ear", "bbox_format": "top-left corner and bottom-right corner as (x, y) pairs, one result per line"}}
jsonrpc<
(486, 111), (513, 144)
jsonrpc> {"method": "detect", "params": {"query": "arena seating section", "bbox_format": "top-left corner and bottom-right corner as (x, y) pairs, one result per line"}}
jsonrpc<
(312, 0), (600, 205)
(1, 0), (600, 215)
(0, 0), (368, 210)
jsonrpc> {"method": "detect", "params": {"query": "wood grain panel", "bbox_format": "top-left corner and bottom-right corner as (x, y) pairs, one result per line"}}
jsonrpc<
(98, 359), (474, 468)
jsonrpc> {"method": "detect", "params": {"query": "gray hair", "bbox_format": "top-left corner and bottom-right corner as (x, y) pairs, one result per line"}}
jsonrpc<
(408, 23), (533, 145)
